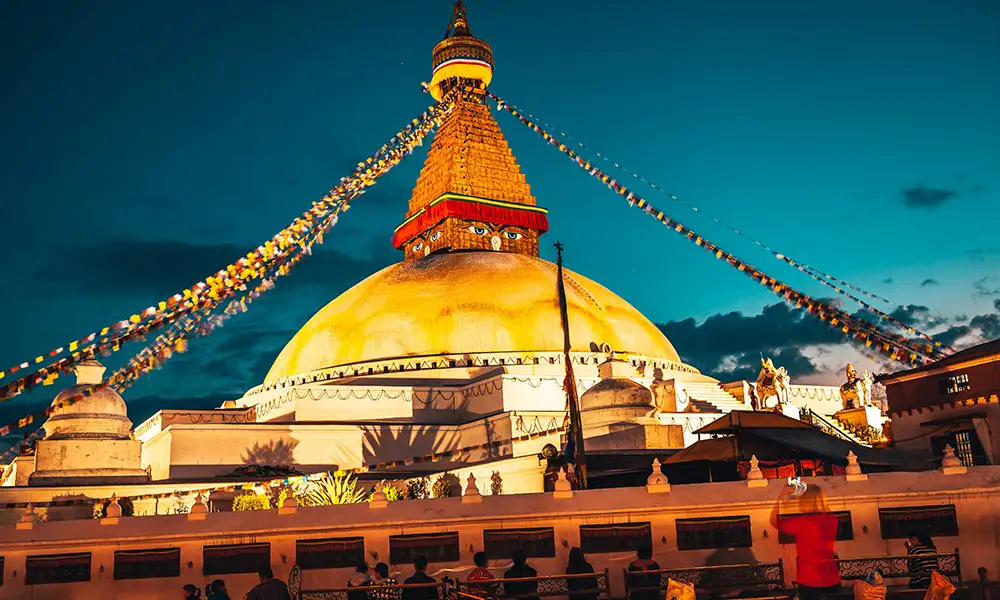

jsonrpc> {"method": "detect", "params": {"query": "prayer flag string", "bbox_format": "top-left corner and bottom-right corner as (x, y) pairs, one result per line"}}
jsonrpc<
(487, 93), (950, 358)
(0, 92), (470, 441)
(0, 94), (460, 402)
(489, 92), (936, 366)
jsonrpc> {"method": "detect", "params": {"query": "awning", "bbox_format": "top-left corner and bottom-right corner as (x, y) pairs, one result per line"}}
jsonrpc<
(663, 437), (738, 464)
(745, 428), (927, 467)
(695, 411), (813, 435)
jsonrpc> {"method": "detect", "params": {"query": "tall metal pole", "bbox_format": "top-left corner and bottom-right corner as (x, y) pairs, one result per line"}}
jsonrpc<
(554, 242), (588, 489)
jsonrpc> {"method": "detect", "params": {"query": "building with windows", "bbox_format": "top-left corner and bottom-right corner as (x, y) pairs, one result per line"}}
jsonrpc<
(881, 339), (1000, 466)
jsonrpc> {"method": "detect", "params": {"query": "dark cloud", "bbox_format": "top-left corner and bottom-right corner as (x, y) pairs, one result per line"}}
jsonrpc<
(973, 277), (1000, 297)
(933, 300), (1000, 346)
(934, 325), (970, 347)
(970, 314), (1000, 340)
(33, 236), (397, 299)
(920, 278), (940, 287)
(901, 186), (959, 209)
(657, 302), (845, 380)
(888, 304), (941, 328)
(966, 248), (1000, 262)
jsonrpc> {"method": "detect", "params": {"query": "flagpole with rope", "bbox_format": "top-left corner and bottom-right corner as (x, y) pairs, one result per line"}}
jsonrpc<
(555, 241), (588, 490)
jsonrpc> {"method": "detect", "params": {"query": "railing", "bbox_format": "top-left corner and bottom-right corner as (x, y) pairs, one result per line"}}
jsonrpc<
(837, 549), (962, 585)
(301, 581), (446, 600)
(301, 572), (611, 600)
(800, 408), (856, 443)
(453, 570), (612, 600)
(623, 562), (787, 599)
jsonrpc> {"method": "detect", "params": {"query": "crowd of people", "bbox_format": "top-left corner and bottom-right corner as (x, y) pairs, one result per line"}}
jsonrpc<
(178, 484), (944, 600)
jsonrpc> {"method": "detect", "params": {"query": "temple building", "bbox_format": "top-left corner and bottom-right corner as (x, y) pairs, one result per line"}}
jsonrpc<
(2, 0), (885, 510)
(881, 338), (1000, 466)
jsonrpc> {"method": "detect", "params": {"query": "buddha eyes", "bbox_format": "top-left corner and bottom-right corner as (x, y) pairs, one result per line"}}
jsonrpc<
(504, 231), (522, 240)
(412, 242), (423, 253)
(468, 226), (488, 235)
(430, 231), (441, 241)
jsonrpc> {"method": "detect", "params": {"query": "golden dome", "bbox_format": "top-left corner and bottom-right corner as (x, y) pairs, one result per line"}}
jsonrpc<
(264, 252), (680, 383)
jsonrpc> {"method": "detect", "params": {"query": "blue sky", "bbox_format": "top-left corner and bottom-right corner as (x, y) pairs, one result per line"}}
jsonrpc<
(0, 0), (997, 437)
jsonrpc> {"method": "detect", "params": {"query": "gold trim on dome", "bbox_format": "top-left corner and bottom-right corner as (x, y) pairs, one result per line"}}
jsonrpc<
(247, 350), (700, 396)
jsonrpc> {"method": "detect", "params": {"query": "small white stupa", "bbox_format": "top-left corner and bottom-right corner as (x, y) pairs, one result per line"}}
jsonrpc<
(29, 359), (150, 485)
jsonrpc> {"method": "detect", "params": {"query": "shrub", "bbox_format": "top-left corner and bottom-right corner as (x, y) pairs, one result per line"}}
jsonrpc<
(490, 471), (503, 496)
(381, 481), (405, 502)
(406, 478), (429, 500)
(297, 471), (368, 506)
(232, 492), (271, 512)
(431, 473), (453, 499)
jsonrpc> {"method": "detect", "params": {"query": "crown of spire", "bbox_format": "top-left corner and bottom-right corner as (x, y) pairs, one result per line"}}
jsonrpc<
(444, 0), (472, 38)
(428, 1), (493, 101)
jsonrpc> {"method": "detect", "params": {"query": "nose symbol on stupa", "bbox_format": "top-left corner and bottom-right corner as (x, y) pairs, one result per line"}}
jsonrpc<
(491, 235), (501, 251)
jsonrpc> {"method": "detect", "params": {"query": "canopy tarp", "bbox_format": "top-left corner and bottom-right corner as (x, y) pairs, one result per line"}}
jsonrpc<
(744, 427), (927, 467)
(663, 437), (739, 464)
(695, 411), (813, 435)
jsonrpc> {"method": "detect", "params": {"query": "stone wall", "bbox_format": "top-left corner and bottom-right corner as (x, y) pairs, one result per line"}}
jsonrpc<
(1, 467), (997, 600)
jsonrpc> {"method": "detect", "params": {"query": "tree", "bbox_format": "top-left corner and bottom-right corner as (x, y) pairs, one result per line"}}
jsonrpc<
(490, 471), (503, 496)
(232, 492), (272, 512)
(406, 478), (429, 500)
(297, 471), (368, 506)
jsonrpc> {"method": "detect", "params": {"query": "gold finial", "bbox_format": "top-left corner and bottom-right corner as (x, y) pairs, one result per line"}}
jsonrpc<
(445, 1), (472, 38)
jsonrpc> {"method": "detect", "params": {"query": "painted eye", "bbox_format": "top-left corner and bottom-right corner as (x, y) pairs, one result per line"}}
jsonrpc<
(430, 231), (441, 241)
(412, 242), (423, 253)
(468, 226), (488, 236)
(504, 231), (522, 240)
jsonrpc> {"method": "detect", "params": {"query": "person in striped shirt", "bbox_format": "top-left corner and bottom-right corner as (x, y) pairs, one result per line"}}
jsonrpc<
(905, 533), (939, 589)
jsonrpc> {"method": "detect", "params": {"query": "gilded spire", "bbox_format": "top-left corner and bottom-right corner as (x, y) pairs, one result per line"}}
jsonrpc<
(394, 2), (548, 260)
(444, 0), (472, 38)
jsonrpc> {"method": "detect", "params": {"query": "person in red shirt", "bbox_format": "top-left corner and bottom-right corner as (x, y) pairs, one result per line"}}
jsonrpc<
(770, 484), (841, 600)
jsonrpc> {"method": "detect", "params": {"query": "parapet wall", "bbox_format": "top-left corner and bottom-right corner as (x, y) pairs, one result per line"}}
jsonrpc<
(1, 467), (997, 600)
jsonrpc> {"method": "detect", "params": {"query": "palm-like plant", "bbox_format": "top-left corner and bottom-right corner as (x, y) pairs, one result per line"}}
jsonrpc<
(297, 471), (369, 506)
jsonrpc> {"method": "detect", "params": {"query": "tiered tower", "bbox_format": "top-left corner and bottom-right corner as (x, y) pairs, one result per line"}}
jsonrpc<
(392, 0), (549, 259)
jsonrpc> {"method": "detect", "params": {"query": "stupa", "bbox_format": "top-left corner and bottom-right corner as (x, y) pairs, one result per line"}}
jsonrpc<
(29, 359), (149, 485)
(2, 2), (866, 505)
(126, 0), (723, 489)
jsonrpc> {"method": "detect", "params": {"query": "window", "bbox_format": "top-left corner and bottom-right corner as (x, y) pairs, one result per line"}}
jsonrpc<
(114, 548), (181, 580)
(931, 430), (988, 466)
(676, 516), (752, 551)
(25, 552), (91, 585)
(579, 522), (652, 554)
(878, 505), (958, 539)
(778, 512), (854, 545)
(483, 528), (555, 559)
(296, 537), (365, 570)
(203, 543), (271, 576)
(956, 431), (975, 466)
(0, 556), (4, 586)
(939, 373), (970, 395)
(389, 532), (460, 565)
